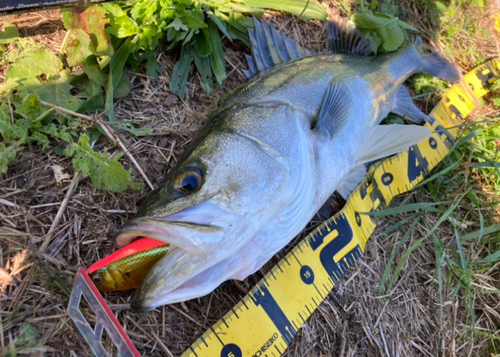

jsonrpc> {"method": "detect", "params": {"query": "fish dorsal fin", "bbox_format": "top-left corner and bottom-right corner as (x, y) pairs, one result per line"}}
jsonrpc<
(327, 20), (372, 56)
(243, 18), (314, 78)
(314, 78), (352, 138)
(355, 124), (431, 165)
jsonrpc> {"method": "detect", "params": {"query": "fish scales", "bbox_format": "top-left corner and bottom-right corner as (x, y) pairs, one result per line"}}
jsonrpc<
(113, 19), (460, 311)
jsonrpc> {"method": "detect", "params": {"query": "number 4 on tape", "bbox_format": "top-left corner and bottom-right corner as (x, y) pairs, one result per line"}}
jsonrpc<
(67, 267), (140, 357)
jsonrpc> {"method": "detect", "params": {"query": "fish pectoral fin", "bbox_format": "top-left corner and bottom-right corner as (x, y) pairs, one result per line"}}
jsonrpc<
(244, 17), (314, 78)
(327, 20), (372, 56)
(355, 124), (431, 165)
(314, 78), (352, 139)
(337, 165), (367, 200)
(391, 85), (428, 124)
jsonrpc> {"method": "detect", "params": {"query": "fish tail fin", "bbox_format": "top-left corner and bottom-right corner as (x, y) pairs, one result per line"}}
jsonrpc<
(422, 51), (461, 83)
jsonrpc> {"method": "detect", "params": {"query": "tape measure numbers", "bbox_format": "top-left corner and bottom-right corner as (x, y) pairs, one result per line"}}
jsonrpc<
(182, 59), (500, 357)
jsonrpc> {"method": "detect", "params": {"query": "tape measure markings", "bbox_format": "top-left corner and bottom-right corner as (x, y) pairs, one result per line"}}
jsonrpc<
(182, 60), (499, 357)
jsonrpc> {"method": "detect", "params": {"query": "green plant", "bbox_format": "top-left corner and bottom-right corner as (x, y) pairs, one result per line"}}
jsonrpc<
(95, 0), (327, 97)
(352, 10), (417, 53)
(4, 323), (38, 357)
(0, 38), (143, 191)
(0, 1), (327, 191)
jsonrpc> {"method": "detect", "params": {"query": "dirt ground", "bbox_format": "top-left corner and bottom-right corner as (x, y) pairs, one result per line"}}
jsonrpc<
(1, 1), (500, 356)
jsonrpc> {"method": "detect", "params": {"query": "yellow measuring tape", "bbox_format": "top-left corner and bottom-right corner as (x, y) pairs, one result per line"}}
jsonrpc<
(182, 60), (500, 357)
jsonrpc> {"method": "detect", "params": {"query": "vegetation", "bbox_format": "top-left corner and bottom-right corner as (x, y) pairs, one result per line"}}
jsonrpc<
(369, 0), (500, 353)
(0, 0), (327, 191)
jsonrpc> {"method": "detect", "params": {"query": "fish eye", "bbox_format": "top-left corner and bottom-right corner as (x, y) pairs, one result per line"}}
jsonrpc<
(174, 168), (203, 194)
(91, 273), (103, 285)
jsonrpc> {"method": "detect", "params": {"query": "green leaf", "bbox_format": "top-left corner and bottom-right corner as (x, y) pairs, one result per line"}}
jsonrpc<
(473, 250), (500, 265)
(0, 22), (19, 44)
(102, 3), (140, 38)
(100, 2), (127, 18)
(170, 46), (193, 98)
(106, 68), (115, 122)
(65, 38), (93, 67)
(130, 0), (158, 23)
(86, 126), (102, 144)
(82, 56), (107, 87)
(113, 121), (154, 136)
(79, 80), (105, 113)
(6, 49), (63, 86)
(182, 9), (208, 31)
(361, 201), (451, 216)
(61, 5), (113, 57)
(30, 130), (52, 150)
(204, 7), (232, 40)
(228, 3), (264, 15)
(110, 37), (133, 90)
(113, 71), (132, 98)
(15, 94), (45, 121)
(208, 21), (226, 85)
(461, 223), (500, 241)
(167, 16), (189, 31)
(34, 72), (81, 112)
(34, 121), (71, 144)
(145, 52), (163, 81)
(138, 23), (162, 50)
(72, 134), (143, 192)
(352, 10), (416, 52)
(243, 0), (327, 20)
(379, 214), (421, 294)
(15, 323), (38, 348)
(193, 29), (212, 58)
(224, 11), (252, 45)
(193, 50), (213, 94)
(0, 142), (17, 174)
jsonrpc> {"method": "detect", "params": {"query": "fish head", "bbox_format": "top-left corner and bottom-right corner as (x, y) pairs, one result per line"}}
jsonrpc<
(115, 127), (292, 312)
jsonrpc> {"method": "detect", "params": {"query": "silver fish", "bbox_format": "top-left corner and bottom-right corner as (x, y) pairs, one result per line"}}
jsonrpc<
(115, 19), (459, 312)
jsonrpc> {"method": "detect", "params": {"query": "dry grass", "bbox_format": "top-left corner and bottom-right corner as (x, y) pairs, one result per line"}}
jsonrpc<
(1, 2), (500, 356)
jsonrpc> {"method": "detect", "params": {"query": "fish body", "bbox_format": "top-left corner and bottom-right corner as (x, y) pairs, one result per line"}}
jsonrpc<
(115, 20), (459, 311)
(88, 238), (169, 291)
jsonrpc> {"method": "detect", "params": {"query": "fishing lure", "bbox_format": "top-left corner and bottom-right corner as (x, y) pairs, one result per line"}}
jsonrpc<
(87, 238), (169, 292)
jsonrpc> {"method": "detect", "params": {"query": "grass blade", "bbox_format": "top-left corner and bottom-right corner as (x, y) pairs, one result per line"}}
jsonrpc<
(362, 201), (451, 216)
(382, 212), (419, 235)
(378, 214), (422, 295)
(243, 0), (327, 20)
(461, 223), (500, 241)
(170, 46), (193, 98)
(386, 195), (466, 292)
(208, 20), (226, 86)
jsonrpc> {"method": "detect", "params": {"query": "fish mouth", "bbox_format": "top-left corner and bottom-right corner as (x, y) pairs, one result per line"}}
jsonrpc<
(113, 202), (235, 312)
(128, 246), (219, 312)
(115, 200), (229, 253)
(115, 219), (225, 256)
(115, 219), (227, 312)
